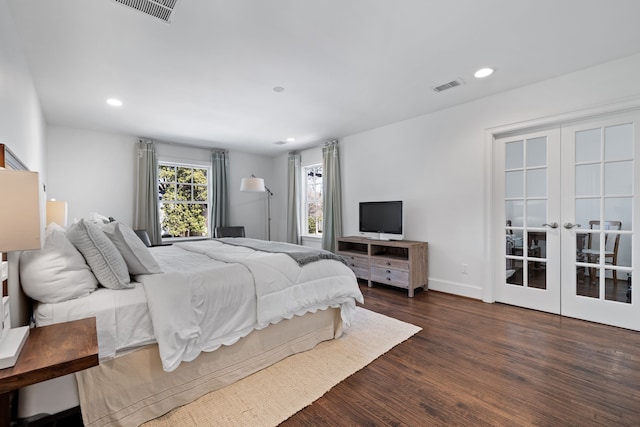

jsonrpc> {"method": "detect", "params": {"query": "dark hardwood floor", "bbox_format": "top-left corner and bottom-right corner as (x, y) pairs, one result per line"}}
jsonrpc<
(281, 282), (640, 426)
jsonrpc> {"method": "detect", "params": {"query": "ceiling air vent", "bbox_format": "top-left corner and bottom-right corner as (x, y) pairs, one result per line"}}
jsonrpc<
(433, 79), (464, 93)
(113, 0), (179, 23)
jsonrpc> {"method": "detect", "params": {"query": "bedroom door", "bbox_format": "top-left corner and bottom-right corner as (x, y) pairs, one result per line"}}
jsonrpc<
(494, 111), (640, 331)
(494, 128), (562, 314)
(559, 112), (639, 330)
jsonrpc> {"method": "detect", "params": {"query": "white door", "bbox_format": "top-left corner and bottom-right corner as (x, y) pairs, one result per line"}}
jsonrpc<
(560, 112), (639, 330)
(494, 128), (561, 314)
(494, 111), (640, 331)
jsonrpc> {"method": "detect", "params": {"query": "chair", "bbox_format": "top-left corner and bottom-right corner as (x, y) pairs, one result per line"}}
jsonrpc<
(582, 220), (622, 285)
(134, 229), (153, 247)
(214, 226), (246, 238)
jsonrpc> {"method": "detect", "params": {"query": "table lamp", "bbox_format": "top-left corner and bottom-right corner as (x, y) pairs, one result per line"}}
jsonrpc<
(0, 170), (42, 369)
(46, 199), (68, 227)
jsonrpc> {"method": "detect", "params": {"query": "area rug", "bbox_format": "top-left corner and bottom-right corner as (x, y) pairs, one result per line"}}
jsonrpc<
(143, 307), (421, 427)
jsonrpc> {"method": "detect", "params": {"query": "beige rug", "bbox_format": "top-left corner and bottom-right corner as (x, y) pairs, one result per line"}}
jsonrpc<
(144, 307), (421, 427)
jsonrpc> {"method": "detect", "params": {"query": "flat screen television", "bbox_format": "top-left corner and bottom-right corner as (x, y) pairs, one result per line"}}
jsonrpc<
(359, 200), (404, 240)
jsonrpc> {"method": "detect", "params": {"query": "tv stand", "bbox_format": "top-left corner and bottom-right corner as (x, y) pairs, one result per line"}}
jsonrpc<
(337, 236), (428, 297)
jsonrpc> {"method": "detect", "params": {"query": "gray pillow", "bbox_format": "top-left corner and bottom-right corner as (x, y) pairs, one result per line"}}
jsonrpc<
(102, 221), (162, 275)
(67, 219), (132, 289)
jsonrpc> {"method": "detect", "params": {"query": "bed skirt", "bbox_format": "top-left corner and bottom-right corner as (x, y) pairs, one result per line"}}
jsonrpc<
(76, 307), (342, 427)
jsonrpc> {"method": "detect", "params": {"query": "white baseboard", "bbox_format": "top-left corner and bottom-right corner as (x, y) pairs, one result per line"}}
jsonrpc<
(427, 278), (484, 300)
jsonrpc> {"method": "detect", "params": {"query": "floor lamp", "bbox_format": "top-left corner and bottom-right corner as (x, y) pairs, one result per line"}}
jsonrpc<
(240, 174), (273, 241)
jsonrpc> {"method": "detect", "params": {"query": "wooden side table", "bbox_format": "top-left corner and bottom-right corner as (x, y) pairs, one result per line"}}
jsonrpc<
(0, 318), (98, 426)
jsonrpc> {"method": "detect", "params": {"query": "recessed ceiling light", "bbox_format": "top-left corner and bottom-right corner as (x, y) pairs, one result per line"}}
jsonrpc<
(106, 98), (123, 107)
(286, 137), (295, 143)
(273, 87), (285, 93)
(474, 68), (494, 79)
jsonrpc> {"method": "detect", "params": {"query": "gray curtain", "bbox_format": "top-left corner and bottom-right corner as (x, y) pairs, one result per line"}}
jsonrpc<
(135, 139), (161, 245)
(211, 149), (230, 232)
(322, 141), (342, 252)
(286, 151), (302, 244)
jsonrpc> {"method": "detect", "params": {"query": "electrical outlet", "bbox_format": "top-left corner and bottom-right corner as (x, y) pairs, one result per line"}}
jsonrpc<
(462, 264), (469, 274)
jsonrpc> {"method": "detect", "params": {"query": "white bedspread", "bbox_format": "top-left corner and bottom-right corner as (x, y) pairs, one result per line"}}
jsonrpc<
(140, 241), (363, 372)
(175, 240), (363, 326)
(137, 245), (256, 372)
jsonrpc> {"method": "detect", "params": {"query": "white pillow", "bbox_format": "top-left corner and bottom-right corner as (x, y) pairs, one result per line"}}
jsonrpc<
(20, 223), (98, 303)
(67, 219), (132, 289)
(102, 221), (162, 275)
(85, 212), (111, 225)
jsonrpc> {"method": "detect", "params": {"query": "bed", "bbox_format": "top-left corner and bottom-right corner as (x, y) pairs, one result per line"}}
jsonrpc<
(15, 220), (363, 427)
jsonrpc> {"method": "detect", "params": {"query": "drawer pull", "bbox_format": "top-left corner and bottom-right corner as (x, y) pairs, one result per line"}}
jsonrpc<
(386, 261), (391, 266)
(386, 277), (391, 281)
(386, 270), (391, 273)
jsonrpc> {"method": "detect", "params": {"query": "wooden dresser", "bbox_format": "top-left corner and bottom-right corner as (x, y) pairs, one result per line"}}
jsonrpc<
(337, 236), (428, 297)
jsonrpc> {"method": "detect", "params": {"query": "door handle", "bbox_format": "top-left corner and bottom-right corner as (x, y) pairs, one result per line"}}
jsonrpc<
(542, 222), (558, 228)
(563, 223), (581, 229)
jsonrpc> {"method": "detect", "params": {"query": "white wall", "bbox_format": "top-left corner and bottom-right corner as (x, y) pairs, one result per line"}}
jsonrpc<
(1, 0), (47, 327)
(275, 53), (640, 300)
(46, 127), (138, 224)
(45, 126), (277, 239)
(0, 0), (46, 174)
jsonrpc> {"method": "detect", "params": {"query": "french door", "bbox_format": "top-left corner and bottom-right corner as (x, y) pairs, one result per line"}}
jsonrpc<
(494, 111), (640, 331)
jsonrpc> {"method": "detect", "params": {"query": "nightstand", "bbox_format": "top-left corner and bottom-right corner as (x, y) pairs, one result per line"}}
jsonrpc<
(0, 318), (98, 426)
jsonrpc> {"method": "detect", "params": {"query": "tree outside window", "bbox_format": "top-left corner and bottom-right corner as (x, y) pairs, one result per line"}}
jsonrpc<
(305, 165), (323, 236)
(158, 164), (209, 238)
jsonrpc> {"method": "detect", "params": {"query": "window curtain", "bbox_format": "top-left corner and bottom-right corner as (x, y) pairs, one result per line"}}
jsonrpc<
(211, 149), (230, 233)
(322, 141), (342, 252)
(135, 139), (162, 245)
(286, 151), (302, 244)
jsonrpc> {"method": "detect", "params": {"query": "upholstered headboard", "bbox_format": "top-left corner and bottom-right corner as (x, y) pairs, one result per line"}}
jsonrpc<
(1, 144), (34, 327)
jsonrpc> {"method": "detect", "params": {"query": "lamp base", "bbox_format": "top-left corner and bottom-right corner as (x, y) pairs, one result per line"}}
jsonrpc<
(0, 326), (29, 369)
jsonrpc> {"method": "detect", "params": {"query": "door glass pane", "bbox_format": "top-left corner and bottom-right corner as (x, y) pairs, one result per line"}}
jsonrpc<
(529, 260), (546, 289)
(603, 198), (630, 269)
(526, 200), (546, 227)
(604, 123), (633, 161)
(506, 140), (523, 169)
(531, 231), (547, 259)
(576, 198), (600, 229)
(576, 232), (588, 262)
(604, 161), (633, 195)
(526, 137), (546, 167)
(505, 200), (524, 227)
(526, 169), (546, 197)
(507, 259), (523, 286)
(604, 268), (628, 303)
(604, 198), (632, 229)
(617, 234), (632, 269)
(577, 265), (599, 298)
(576, 164), (600, 196)
(505, 171), (523, 198)
(575, 128), (601, 163)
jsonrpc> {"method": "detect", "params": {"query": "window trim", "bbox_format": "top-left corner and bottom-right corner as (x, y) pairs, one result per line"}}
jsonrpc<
(158, 160), (212, 242)
(302, 163), (323, 238)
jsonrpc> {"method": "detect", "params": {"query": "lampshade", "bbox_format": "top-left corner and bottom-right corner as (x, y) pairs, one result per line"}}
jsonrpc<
(46, 199), (68, 227)
(240, 176), (266, 192)
(0, 170), (42, 252)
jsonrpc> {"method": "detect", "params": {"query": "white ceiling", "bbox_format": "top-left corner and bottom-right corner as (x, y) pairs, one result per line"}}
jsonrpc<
(8, 0), (640, 155)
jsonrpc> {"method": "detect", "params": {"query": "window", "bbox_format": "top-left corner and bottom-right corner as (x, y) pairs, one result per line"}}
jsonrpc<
(158, 163), (209, 239)
(304, 164), (323, 236)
